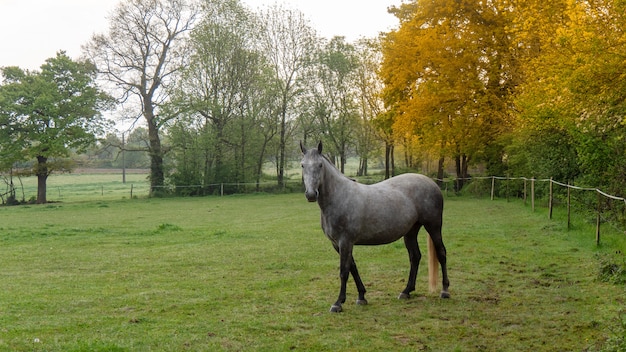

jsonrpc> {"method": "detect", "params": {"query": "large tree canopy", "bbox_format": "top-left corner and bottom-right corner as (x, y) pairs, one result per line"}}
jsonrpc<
(0, 52), (112, 203)
(381, 0), (517, 187)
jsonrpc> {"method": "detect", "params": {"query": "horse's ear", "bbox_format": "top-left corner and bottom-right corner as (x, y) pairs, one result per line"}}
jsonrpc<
(300, 141), (307, 154)
(317, 141), (323, 154)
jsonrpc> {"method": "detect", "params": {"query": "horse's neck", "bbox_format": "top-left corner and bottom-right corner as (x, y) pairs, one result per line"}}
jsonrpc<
(319, 158), (351, 206)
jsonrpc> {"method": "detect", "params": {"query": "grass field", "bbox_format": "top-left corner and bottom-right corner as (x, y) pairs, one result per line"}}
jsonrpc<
(0, 192), (625, 351)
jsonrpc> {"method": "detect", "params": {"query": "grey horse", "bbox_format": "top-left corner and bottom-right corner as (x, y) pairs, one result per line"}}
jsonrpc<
(300, 142), (450, 312)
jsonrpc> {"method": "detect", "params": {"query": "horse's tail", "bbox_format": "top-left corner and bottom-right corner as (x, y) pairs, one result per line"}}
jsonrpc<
(427, 234), (439, 293)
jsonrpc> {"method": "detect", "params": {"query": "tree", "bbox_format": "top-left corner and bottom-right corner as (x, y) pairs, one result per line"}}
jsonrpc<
(353, 38), (386, 176)
(0, 52), (112, 203)
(306, 36), (360, 173)
(381, 0), (517, 189)
(256, 4), (316, 187)
(84, 0), (198, 195)
(510, 0), (626, 193)
(168, 0), (267, 189)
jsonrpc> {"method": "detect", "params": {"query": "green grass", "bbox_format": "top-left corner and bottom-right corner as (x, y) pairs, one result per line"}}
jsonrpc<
(0, 194), (624, 351)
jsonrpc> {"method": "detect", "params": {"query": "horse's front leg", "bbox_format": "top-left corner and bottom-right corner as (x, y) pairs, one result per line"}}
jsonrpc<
(331, 242), (359, 313)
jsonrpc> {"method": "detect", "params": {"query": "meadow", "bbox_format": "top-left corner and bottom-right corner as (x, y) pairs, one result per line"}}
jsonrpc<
(0, 187), (625, 350)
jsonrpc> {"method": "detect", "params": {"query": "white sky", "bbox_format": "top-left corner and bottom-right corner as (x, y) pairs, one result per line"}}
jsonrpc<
(0, 0), (402, 71)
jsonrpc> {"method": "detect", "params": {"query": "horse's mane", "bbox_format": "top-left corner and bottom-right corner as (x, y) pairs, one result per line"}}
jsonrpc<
(320, 153), (357, 182)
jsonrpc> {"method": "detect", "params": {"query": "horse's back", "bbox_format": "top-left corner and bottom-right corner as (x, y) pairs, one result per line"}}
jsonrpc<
(381, 173), (443, 224)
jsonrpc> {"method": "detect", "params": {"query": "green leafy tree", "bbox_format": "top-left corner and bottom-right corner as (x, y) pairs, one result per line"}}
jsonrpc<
(257, 3), (317, 187)
(166, 0), (279, 194)
(353, 38), (386, 176)
(0, 52), (112, 203)
(306, 36), (360, 172)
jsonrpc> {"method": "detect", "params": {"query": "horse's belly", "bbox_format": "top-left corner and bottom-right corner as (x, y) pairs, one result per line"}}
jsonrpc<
(353, 216), (416, 245)
(348, 201), (417, 245)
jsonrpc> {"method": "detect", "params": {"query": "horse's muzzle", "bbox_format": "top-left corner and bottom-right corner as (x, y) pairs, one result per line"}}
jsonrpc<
(305, 190), (319, 202)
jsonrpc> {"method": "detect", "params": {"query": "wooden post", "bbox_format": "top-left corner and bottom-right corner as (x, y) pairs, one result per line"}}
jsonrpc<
(221, 183), (224, 197)
(548, 178), (553, 219)
(523, 179), (527, 205)
(531, 178), (535, 212)
(490, 176), (495, 200)
(567, 182), (571, 230)
(130, 184), (134, 199)
(596, 191), (601, 246)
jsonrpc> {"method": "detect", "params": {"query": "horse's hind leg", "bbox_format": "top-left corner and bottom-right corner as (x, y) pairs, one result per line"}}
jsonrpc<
(425, 223), (450, 298)
(399, 224), (422, 300)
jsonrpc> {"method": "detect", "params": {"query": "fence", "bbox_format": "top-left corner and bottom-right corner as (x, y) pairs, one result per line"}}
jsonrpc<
(150, 180), (304, 196)
(4, 172), (625, 245)
(1, 175), (305, 203)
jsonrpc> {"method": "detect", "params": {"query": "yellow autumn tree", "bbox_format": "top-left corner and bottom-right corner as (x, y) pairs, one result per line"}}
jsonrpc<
(381, 0), (517, 187)
(502, 0), (577, 180)
(510, 0), (626, 190)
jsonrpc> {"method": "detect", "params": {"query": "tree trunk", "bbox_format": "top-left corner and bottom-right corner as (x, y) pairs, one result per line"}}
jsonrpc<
(391, 144), (395, 177)
(146, 111), (164, 196)
(455, 155), (462, 191)
(357, 157), (368, 176)
(36, 155), (48, 204)
(278, 106), (287, 188)
(436, 156), (445, 187)
(255, 139), (269, 192)
(454, 153), (469, 191)
(384, 143), (391, 179)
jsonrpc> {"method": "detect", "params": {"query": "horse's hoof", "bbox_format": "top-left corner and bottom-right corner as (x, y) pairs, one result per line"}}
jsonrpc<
(440, 291), (451, 299)
(330, 304), (343, 313)
(398, 292), (410, 300)
(356, 299), (368, 305)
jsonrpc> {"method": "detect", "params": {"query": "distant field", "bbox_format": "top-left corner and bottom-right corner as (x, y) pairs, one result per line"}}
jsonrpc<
(8, 169), (151, 203)
(0, 194), (624, 351)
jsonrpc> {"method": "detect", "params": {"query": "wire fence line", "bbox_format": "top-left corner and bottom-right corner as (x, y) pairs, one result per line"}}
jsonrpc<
(4, 172), (624, 245)
(465, 176), (626, 246)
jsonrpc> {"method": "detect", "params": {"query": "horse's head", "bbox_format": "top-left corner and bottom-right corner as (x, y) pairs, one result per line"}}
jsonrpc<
(300, 141), (324, 202)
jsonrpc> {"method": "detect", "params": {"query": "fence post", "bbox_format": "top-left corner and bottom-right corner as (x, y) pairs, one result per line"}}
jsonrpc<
(221, 183), (224, 197)
(523, 179), (527, 205)
(596, 191), (601, 246)
(531, 178), (535, 212)
(491, 176), (495, 200)
(548, 177), (553, 219)
(130, 184), (134, 199)
(567, 182), (571, 230)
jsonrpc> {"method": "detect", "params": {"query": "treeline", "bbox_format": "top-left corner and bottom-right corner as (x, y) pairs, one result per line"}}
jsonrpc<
(382, 0), (626, 196)
(2, 0), (625, 202)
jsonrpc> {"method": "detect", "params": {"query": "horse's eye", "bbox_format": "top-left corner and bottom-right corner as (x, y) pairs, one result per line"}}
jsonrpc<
(301, 163), (304, 168)
(318, 163), (323, 168)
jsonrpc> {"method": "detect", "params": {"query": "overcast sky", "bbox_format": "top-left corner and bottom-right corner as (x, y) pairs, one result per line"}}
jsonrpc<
(0, 0), (402, 71)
